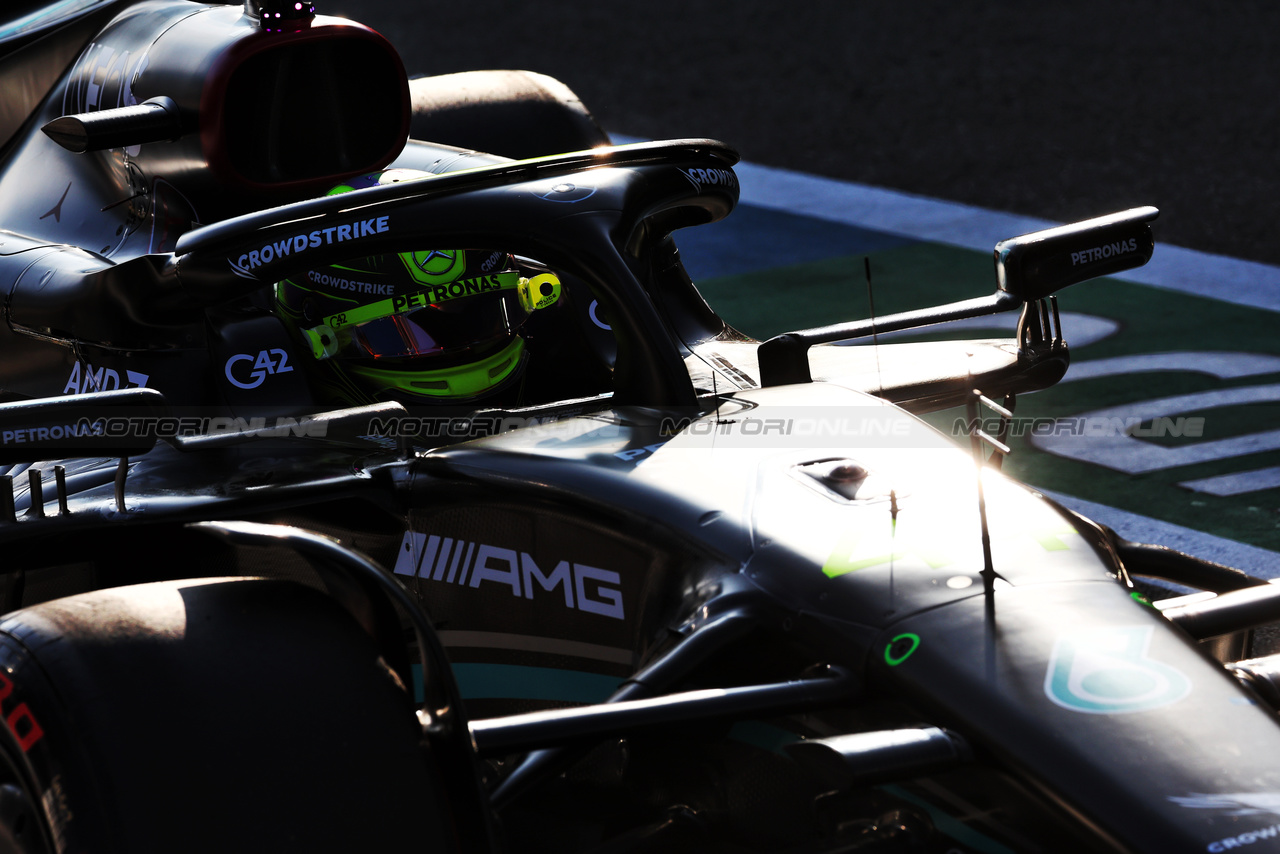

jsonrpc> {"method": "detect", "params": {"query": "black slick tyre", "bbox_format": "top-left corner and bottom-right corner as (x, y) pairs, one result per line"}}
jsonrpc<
(0, 578), (465, 853)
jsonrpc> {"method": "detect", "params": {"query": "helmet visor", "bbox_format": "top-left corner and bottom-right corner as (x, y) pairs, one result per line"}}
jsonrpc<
(347, 291), (527, 362)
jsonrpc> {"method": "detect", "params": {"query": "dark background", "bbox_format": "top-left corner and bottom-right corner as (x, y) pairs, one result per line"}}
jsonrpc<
(332, 1), (1278, 267)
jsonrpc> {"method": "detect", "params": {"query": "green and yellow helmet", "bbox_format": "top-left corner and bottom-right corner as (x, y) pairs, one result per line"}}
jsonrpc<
(274, 169), (561, 405)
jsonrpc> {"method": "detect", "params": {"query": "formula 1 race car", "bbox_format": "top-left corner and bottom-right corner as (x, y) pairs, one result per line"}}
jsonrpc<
(4, 2), (1280, 853)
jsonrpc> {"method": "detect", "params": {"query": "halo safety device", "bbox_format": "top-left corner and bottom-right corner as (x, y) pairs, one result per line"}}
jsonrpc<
(273, 169), (562, 404)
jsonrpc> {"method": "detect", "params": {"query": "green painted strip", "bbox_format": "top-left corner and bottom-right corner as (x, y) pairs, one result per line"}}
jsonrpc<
(1035, 536), (1070, 552)
(825, 551), (907, 578)
(412, 663), (623, 704)
(450, 663), (623, 703)
(1033, 527), (1076, 552)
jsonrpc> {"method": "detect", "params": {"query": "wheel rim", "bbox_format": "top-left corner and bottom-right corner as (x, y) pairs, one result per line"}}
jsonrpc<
(0, 749), (51, 854)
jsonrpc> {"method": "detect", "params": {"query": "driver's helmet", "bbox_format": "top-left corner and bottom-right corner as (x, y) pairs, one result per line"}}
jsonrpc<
(273, 169), (561, 405)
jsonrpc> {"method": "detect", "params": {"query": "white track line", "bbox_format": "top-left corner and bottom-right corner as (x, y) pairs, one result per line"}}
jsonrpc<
(1041, 490), (1280, 578)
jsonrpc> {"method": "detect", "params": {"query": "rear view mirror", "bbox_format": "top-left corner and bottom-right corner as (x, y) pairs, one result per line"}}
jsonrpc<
(995, 206), (1157, 301)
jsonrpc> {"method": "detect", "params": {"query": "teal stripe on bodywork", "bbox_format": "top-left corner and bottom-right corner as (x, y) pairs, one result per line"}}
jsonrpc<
(413, 663), (624, 704)
(0, 0), (107, 42)
(728, 721), (800, 754)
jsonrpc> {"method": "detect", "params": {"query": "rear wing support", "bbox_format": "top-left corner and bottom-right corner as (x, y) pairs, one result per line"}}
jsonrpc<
(758, 291), (1023, 386)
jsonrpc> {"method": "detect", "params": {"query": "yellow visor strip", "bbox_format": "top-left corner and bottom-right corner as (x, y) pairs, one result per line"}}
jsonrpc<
(301, 271), (561, 361)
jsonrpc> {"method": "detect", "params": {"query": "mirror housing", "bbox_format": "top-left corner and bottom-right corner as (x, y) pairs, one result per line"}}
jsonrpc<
(0, 389), (166, 464)
(995, 206), (1157, 301)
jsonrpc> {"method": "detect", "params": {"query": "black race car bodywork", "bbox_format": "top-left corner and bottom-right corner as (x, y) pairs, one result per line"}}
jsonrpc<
(2, 3), (1279, 853)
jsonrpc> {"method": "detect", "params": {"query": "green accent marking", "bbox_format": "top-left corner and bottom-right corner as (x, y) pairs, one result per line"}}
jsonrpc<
(879, 785), (1016, 854)
(277, 278), (361, 306)
(824, 529), (912, 577)
(822, 529), (954, 577)
(1130, 590), (1155, 608)
(884, 633), (921, 666)
(915, 548), (954, 569)
(822, 530), (860, 577)
(320, 271), (522, 331)
(331, 262), (377, 274)
(401, 248), (467, 285)
(412, 663), (623, 704)
(348, 336), (524, 398)
(518, 272), (562, 311)
(1033, 525), (1077, 552)
(825, 551), (909, 578)
(302, 325), (337, 360)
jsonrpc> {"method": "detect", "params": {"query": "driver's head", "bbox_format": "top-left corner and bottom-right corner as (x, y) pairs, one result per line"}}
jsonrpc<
(273, 169), (560, 406)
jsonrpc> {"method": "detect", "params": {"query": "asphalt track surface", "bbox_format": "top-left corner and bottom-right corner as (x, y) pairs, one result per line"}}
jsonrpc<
(337, 0), (1278, 267)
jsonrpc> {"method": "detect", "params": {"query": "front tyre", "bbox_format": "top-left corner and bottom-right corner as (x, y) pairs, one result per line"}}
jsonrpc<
(0, 578), (466, 853)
